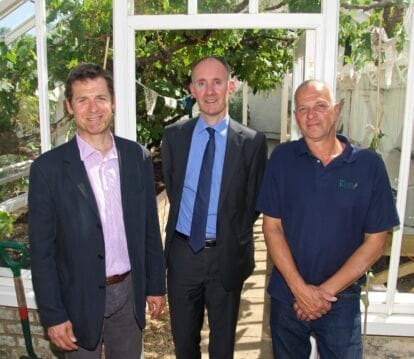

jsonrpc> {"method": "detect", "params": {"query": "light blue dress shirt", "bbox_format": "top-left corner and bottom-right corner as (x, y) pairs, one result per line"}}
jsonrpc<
(176, 116), (229, 238)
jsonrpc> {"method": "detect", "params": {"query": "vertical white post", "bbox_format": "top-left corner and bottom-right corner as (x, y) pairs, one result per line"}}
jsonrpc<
(35, 0), (50, 153)
(315, 0), (340, 96)
(188, 0), (197, 14)
(249, 0), (259, 14)
(291, 57), (303, 140)
(280, 74), (290, 143)
(386, 2), (414, 314)
(113, 0), (136, 141)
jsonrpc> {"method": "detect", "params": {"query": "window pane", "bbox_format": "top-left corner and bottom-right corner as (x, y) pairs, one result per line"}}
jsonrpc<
(337, 41), (410, 294)
(198, 0), (244, 13)
(397, 141), (414, 293)
(135, 0), (187, 15)
(259, 0), (321, 14)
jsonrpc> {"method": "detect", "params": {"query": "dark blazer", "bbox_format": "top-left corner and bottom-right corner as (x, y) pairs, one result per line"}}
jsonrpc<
(162, 118), (267, 290)
(28, 136), (166, 350)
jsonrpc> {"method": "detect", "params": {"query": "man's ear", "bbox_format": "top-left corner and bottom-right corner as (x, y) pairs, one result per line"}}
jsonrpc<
(189, 83), (196, 97)
(65, 100), (74, 115)
(228, 80), (236, 95)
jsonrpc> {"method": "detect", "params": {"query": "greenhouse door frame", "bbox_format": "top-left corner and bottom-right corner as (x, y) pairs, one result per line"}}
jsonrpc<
(112, 0), (340, 141)
(112, 0), (414, 336)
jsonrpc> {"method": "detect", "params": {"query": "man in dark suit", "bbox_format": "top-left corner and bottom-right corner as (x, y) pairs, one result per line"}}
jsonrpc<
(162, 56), (267, 358)
(28, 63), (166, 358)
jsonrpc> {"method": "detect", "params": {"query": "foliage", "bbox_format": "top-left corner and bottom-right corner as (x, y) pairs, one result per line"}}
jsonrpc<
(0, 210), (15, 239)
(339, 0), (408, 69)
(0, 37), (38, 132)
(0, 0), (410, 148)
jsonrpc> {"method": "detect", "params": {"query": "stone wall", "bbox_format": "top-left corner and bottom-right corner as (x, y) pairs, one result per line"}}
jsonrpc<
(0, 305), (61, 359)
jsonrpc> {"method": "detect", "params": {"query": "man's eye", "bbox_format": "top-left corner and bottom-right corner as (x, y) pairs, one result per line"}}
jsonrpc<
(315, 103), (328, 111)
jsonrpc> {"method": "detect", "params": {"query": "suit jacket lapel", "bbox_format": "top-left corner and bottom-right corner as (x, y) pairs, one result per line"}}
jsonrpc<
(176, 119), (197, 192)
(114, 136), (131, 225)
(63, 138), (100, 219)
(218, 119), (243, 212)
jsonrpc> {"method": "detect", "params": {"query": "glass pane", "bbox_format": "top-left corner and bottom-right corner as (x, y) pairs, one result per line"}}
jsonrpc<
(337, 59), (408, 291)
(0, 1), (35, 37)
(260, 0), (321, 14)
(198, 0), (246, 13)
(397, 140), (414, 293)
(135, 0), (187, 15)
(0, 4), (40, 270)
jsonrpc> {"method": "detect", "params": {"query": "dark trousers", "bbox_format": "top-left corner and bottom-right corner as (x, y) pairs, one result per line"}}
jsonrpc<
(167, 235), (242, 359)
(270, 284), (362, 359)
(65, 274), (142, 359)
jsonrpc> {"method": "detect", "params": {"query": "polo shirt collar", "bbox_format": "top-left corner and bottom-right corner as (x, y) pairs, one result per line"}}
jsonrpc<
(295, 134), (356, 163)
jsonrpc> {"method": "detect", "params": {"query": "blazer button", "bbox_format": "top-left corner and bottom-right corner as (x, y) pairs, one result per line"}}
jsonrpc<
(97, 254), (104, 260)
(97, 223), (102, 230)
(99, 285), (105, 289)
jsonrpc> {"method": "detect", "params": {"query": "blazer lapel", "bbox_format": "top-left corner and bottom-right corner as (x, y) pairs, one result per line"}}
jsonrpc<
(218, 119), (243, 211)
(114, 136), (132, 224)
(63, 138), (100, 219)
(176, 119), (197, 192)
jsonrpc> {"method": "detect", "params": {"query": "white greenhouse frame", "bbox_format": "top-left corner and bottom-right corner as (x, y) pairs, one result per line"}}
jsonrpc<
(0, 0), (413, 339)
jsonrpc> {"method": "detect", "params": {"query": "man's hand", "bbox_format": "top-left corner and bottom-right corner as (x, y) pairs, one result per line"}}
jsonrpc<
(47, 320), (78, 351)
(293, 284), (337, 321)
(147, 295), (166, 319)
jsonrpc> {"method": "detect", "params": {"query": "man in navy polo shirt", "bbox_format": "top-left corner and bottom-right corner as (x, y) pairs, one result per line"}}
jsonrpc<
(257, 79), (399, 358)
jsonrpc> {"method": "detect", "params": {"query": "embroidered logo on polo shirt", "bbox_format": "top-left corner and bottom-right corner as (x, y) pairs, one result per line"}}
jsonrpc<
(339, 179), (358, 190)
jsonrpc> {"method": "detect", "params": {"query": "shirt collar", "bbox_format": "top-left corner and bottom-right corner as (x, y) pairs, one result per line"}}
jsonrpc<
(295, 134), (355, 163)
(76, 133), (118, 161)
(195, 115), (229, 137)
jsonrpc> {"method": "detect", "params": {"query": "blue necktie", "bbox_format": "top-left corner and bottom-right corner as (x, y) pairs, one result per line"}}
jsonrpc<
(189, 127), (215, 253)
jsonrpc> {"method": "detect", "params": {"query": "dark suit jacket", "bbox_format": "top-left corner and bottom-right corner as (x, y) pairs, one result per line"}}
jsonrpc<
(162, 118), (267, 290)
(28, 136), (166, 349)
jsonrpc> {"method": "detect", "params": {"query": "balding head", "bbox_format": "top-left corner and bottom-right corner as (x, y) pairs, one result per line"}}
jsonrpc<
(294, 80), (335, 109)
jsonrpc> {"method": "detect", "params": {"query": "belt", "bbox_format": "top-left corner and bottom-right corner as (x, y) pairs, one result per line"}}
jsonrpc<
(174, 230), (217, 248)
(106, 270), (130, 285)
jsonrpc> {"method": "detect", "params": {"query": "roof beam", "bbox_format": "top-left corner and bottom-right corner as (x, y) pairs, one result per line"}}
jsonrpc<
(0, 0), (26, 20)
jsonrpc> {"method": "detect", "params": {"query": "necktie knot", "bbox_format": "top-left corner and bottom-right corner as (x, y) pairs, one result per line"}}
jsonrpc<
(206, 127), (215, 138)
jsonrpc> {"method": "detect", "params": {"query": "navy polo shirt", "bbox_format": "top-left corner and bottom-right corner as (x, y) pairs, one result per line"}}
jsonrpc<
(256, 135), (400, 304)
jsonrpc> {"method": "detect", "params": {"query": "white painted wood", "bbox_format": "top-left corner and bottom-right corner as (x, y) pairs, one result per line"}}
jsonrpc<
(0, 0), (26, 19)
(188, 0), (197, 15)
(318, 0), (340, 95)
(113, 0), (137, 140)
(35, 0), (51, 153)
(280, 74), (290, 143)
(386, 1), (414, 315)
(4, 15), (35, 45)
(127, 13), (322, 30)
(249, 0), (259, 14)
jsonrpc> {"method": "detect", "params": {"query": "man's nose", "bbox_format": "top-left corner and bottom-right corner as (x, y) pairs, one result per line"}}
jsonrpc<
(88, 100), (98, 112)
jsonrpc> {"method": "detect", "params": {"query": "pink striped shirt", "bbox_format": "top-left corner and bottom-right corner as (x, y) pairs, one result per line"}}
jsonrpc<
(76, 134), (131, 277)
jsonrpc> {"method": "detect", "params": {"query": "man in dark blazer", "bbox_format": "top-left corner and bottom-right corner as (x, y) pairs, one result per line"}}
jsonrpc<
(28, 63), (166, 358)
(162, 56), (267, 358)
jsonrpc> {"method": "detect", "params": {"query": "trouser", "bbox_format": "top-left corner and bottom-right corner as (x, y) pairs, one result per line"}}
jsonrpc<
(167, 234), (242, 359)
(65, 274), (142, 359)
(270, 283), (362, 359)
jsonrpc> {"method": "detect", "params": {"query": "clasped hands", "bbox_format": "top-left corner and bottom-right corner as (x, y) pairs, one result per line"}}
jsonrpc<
(293, 284), (337, 321)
